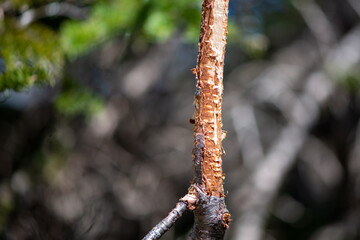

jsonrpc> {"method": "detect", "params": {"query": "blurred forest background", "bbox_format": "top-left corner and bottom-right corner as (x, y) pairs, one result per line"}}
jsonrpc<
(1, 0), (360, 239)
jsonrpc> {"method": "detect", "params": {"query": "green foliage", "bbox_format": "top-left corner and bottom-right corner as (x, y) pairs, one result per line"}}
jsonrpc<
(144, 9), (176, 41)
(144, 0), (202, 42)
(1, 0), (203, 92)
(55, 89), (104, 117)
(341, 70), (360, 92)
(55, 78), (105, 118)
(61, 0), (141, 57)
(60, 0), (202, 57)
(0, 23), (64, 91)
(1, 0), (203, 93)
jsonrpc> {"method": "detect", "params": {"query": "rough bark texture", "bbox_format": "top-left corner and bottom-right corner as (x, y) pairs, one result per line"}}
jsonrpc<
(192, 0), (229, 197)
(142, 0), (230, 239)
(190, 186), (230, 240)
(190, 0), (230, 239)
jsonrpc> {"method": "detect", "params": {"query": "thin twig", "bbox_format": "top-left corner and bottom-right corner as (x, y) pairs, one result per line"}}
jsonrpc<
(348, 0), (360, 17)
(18, 2), (88, 27)
(292, 0), (336, 56)
(231, 104), (264, 169)
(142, 201), (188, 240)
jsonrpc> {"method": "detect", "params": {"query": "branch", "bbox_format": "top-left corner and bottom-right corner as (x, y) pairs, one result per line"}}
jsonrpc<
(231, 103), (264, 169)
(233, 72), (332, 240)
(233, 24), (360, 240)
(142, 201), (187, 240)
(18, 2), (88, 27)
(292, 0), (336, 56)
(142, 194), (197, 240)
(348, 0), (360, 17)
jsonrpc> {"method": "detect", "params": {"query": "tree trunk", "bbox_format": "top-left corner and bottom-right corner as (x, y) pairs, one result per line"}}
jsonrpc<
(190, 0), (230, 239)
(142, 0), (230, 239)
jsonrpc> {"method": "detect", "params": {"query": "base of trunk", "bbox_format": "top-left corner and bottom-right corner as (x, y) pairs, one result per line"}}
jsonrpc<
(190, 186), (230, 240)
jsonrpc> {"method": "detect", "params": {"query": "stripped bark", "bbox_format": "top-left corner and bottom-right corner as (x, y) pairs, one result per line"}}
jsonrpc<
(142, 0), (230, 238)
(190, 0), (230, 238)
(192, 0), (229, 197)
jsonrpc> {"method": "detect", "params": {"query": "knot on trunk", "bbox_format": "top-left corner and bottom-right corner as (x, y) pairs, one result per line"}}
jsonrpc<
(190, 186), (229, 240)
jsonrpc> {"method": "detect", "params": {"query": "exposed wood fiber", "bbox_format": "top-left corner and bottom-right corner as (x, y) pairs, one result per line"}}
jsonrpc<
(192, 0), (229, 197)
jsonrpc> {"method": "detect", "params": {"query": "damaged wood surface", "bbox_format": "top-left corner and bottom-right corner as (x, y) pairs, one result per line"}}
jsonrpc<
(142, 0), (230, 239)
(192, 0), (229, 197)
(189, 0), (231, 238)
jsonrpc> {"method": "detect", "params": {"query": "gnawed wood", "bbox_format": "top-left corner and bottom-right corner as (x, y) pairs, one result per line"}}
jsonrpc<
(192, 0), (228, 198)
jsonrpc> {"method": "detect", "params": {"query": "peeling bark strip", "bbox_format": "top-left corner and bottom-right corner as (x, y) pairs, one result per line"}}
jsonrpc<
(192, 0), (229, 197)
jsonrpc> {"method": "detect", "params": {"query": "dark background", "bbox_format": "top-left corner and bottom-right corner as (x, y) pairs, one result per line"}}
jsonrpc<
(0, 0), (360, 239)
